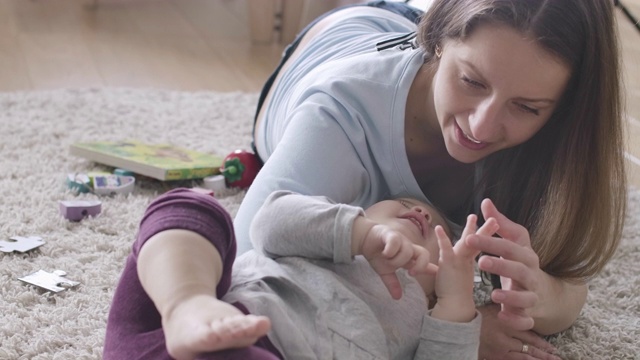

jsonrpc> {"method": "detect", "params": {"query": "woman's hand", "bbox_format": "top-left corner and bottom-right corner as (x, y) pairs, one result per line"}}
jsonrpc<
(477, 304), (560, 360)
(466, 198), (543, 330)
(466, 199), (560, 359)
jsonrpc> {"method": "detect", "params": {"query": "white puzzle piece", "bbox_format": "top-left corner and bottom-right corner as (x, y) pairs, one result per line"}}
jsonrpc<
(0, 236), (45, 253)
(18, 270), (80, 293)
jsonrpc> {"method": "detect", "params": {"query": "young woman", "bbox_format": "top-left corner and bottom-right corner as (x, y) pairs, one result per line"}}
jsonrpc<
(232, 0), (627, 358)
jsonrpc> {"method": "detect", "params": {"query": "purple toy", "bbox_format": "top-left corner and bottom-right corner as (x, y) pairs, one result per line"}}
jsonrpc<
(59, 200), (102, 221)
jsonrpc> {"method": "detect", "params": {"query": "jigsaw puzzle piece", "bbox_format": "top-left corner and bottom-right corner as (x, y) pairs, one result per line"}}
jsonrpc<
(18, 270), (80, 293)
(0, 236), (45, 253)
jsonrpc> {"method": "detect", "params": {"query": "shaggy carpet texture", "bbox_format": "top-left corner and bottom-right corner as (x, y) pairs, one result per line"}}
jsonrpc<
(0, 88), (638, 359)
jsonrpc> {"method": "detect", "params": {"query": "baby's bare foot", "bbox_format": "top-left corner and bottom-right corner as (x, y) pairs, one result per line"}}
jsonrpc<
(207, 314), (271, 347)
(163, 295), (271, 360)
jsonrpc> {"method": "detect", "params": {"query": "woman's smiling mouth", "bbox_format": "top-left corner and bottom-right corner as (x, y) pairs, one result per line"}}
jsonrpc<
(463, 131), (481, 144)
(454, 121), (489, 150)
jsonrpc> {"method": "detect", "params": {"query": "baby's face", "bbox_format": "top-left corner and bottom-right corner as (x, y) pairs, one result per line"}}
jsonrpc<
(364, 198), (451, 299)
(365, 198), (450, 255)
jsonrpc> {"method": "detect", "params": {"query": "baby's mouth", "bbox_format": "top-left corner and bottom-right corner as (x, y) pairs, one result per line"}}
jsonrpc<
(401, 213), (426, 238)
(408, 217), (423, 233)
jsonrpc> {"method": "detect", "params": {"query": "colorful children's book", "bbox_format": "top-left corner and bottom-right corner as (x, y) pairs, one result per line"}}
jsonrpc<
(70, 140), (223, 181)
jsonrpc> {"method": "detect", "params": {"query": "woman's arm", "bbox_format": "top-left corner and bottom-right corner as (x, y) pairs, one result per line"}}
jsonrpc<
(528, 270), (588, 335)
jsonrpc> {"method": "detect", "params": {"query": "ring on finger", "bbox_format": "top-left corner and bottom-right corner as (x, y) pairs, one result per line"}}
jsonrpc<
(521, 343), (530, 353)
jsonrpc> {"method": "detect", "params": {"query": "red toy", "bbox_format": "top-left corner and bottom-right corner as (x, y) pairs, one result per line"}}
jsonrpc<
(220, 150), (262, 189)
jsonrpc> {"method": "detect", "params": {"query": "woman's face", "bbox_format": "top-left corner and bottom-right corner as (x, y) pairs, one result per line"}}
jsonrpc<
(431, 23), (571, 163)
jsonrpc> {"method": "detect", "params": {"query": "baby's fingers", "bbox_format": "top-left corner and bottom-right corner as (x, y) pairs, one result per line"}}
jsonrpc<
(459, 214), (478, 240)
(381, 235), (402, 258)
(476, 217), (499, 237)
(379, 273), (403, 300)
(435, 225), (453, 256)
(408, 245), (437, 276)
(381, 236), (416, 268)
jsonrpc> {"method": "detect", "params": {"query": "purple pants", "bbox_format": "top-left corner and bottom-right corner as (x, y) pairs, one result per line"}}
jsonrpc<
(103, 189), (282, 360)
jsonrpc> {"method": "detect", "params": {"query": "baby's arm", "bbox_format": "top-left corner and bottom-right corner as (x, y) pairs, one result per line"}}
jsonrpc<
(252, 190), (434, 299)
(251, 190), (363, 263)
(431, 215), (498, 323)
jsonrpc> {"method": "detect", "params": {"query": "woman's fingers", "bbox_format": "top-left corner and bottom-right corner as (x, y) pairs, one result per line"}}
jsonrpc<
(480, 199), (530, 247)
(491, 288), (538, 309)
(497, 306), (535, 331)
(468, 233), (539, 266)
(492, 289), (538, 331)
(477, 304), (560, 360)
(526, 345), (562, 360)
(477, 254), (538, 288)
(518, 332), (559, 358)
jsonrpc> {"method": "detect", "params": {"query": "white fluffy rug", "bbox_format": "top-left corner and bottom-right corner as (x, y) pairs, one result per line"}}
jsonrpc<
(0, 88), (638, 359)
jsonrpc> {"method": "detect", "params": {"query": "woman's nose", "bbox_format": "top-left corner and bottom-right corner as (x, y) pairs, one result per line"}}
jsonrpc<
(469, 98), (503, 141)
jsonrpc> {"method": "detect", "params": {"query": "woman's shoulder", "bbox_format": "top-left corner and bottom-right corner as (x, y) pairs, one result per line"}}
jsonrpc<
(285, 47), (422, 114)
(289, 48), (423, 118)
(310, 5), (418, 41)
(317, 47), (423, 86)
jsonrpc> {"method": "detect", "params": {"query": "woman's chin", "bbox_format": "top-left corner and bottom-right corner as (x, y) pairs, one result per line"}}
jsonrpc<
(443, 140), (485, 164)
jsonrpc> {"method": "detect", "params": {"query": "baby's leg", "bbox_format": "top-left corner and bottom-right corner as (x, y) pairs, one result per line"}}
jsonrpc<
(164, 294), (271, 360)
(133, 189), (275, 359)
(105, 190), (281, 360)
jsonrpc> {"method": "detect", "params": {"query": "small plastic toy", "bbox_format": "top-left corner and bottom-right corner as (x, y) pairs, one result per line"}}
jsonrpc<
(91, 174), (135, 196)
(18, 270), (80, 293)
(114, 168), (135, 177)
(66, 173), (135, 195)
(59, 200), (102, 221)
(220, 150), (262, 189)
(0, 236), (45, 253)
(202, 174), (226, 192)
(66, 173), (92, 193)
(189, 187), (215, 197)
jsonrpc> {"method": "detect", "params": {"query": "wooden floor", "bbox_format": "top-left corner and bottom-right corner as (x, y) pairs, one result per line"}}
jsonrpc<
(1, 0), (639, 186)
(0, 0), (285, 92)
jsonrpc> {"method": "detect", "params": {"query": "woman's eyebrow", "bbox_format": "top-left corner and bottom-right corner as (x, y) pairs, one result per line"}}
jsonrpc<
(515, 97), (556, 105)
(459, 60), (557, 104)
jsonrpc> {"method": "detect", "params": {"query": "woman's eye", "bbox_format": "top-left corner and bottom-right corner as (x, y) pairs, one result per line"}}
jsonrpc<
(516, 103), (540, 116)
(461, 76), (485, 89)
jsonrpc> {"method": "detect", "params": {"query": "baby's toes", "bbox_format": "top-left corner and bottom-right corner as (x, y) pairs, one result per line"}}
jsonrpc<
(206, 315), (269, 349)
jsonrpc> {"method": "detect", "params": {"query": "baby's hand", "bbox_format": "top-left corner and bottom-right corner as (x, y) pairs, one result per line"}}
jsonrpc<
(361, 224), (437, 300)
(431, 215), (498, 322)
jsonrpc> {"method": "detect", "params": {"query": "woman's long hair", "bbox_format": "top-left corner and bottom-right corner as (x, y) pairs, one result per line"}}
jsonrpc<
(417, 0), (627, 281)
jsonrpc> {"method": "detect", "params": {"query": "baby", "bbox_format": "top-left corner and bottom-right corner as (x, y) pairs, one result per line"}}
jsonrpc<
(104, 189), (497, 360)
